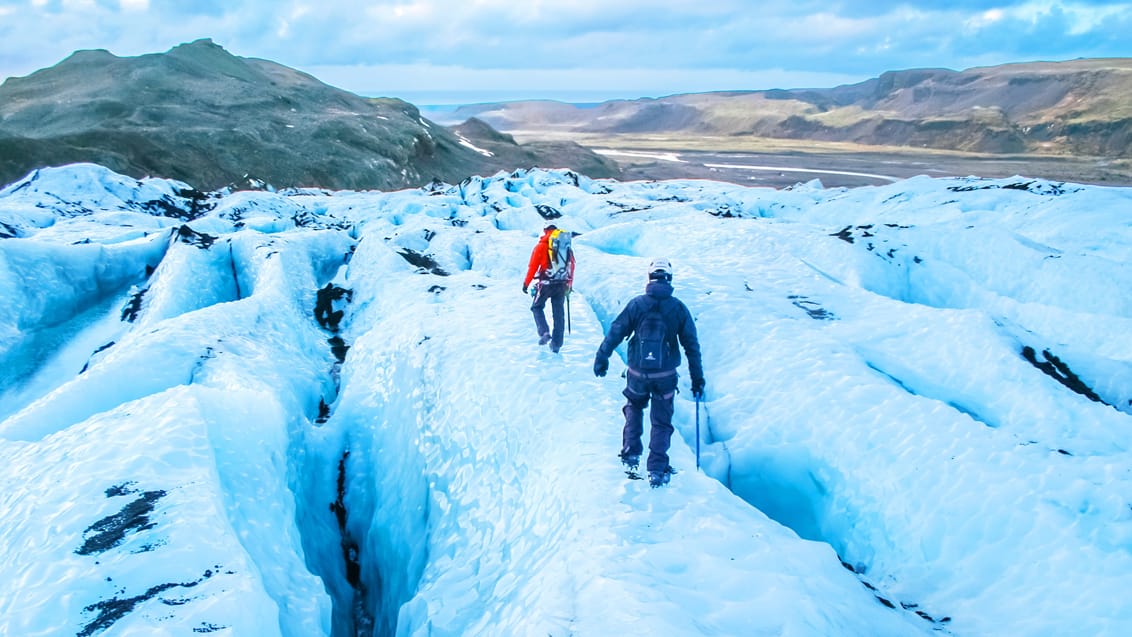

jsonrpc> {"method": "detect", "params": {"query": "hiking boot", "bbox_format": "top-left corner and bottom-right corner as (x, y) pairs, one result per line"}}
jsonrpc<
(538, 333), (551, 346)
(619, 452), (639, 471)
(648, 470), (670, 488)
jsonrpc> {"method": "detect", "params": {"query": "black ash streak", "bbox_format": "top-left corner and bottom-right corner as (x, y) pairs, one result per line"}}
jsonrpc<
(395, 248), (449, 276)
(75, 490), (167, 556)
(315, 283), (353, 332)
(329, 450), (376, 636)
(1021, 346), (1109, 406)
(175, 224), (218, 249)
(77, 569), (223, 637)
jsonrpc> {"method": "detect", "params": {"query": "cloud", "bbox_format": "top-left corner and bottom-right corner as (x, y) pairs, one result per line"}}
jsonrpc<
(1, 0), (1130, 99)
(953, 3), (1132, 61)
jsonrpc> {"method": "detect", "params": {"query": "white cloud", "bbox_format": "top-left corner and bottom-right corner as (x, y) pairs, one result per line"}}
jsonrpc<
(1, 0), (1129, 97)
(1055, 1), (1132, 35)
(378, 1), (435, 21)
(964, 8), (1006, 31)
(276, 5), (313, 39)
(775, 11), (879, 45)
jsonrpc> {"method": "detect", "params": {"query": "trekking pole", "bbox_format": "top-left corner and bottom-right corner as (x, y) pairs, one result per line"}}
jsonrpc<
(566, 292), (572, 334)
(695, 395), (701, 471)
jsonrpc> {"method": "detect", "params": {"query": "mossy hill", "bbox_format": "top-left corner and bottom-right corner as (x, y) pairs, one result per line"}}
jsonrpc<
(0, 39), (620, 190)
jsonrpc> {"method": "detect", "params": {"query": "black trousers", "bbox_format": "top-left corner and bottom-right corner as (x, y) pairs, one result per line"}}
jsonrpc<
(530, 280), (568, 350)
(621, 369), (678, 473)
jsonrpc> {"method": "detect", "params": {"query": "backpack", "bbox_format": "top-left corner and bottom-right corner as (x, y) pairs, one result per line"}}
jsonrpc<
(635, 300), (671, 371)
(545, 229), (572, 281)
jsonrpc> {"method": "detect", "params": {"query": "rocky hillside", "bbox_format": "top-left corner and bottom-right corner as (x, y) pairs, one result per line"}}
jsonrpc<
(0, 39), (619, 191)
(450, 117), (619, 179)
(443, 59), (1132, 157)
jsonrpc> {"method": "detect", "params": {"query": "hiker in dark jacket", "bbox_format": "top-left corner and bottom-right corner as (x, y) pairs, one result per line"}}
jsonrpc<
(593, 258), (705, 487)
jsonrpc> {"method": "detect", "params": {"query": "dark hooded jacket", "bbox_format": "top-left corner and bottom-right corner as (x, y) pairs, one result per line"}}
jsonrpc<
(596, 280), (703, 383)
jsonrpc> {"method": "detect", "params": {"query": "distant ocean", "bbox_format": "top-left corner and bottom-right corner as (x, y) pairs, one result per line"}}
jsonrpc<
(368, 89), (648, 108)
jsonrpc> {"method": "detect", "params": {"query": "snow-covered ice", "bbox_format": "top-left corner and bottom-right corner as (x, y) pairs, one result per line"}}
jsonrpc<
(1, 163), (1130, 636)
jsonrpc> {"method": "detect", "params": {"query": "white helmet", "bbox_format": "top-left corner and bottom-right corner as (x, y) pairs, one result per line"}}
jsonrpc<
(648, 258), (672, 280)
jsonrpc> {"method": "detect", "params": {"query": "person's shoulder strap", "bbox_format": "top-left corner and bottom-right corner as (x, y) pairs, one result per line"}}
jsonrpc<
(643, 296), (678, 334)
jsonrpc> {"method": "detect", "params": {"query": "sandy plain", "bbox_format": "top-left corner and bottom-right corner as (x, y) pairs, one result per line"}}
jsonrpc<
(512, 132), (1132, 189)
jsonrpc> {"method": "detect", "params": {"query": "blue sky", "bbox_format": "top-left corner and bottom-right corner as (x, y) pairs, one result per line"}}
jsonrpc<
(1, 0), (1130, 104)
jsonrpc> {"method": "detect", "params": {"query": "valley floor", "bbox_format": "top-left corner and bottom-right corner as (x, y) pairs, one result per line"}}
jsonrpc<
(512, 132), (1132, 188)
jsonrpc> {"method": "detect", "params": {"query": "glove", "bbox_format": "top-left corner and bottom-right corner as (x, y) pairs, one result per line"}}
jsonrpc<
(691, 378), (705, 400)
(593, 357), (609, 378)
(522, 286), (528, 294)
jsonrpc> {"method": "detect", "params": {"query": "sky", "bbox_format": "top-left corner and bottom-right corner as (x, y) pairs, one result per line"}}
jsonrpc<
(2, 162), (1131, 635)
(1, 0), (1131, 103)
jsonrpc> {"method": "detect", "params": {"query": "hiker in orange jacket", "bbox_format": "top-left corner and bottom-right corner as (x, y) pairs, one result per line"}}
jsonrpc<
(522, 223), (574, 353)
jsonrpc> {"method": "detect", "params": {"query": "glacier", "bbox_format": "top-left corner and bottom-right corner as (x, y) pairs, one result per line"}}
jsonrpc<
(1, 163), (1130, 636)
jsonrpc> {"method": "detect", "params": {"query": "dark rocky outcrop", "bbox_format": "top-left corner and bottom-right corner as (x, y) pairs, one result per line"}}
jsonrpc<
(451, 117), (620, 178)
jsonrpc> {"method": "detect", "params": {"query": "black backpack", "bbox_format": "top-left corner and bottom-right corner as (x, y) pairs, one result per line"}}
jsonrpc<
(635, 300), (671, 371)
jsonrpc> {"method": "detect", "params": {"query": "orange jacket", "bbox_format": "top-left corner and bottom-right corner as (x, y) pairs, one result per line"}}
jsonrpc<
(523, 228), (574, 288)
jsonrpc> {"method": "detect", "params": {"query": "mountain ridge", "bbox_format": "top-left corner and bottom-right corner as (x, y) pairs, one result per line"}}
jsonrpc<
(439, 58), (1132, 157)
(0, 39), (620, 191)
